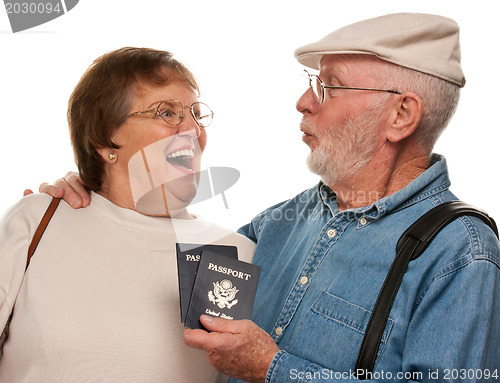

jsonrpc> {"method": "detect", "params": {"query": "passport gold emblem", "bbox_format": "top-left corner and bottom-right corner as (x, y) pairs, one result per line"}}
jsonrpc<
(208, 279), (239, 309)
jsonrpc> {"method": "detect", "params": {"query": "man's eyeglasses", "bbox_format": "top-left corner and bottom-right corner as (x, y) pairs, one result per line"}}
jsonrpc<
(128, 100), (214, 128)
(304, 70), (401, 104)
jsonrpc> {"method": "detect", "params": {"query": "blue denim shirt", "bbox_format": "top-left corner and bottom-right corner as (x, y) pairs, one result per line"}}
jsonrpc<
(233, 155), (499, 383)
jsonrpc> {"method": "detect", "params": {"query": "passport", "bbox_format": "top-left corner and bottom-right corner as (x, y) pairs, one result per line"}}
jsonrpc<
(184, 249), (261, 330)
(176, 243), (238, 323)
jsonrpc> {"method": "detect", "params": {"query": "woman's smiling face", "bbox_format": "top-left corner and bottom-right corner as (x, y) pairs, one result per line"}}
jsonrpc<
(108, 80), (208, 216)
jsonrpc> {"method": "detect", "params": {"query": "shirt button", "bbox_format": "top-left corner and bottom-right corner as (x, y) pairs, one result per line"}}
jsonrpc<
(300, 276), (308, 285)
(275, 327), (283, 336)
(327, 229), (336, 238)
(359, 218), (368, 226)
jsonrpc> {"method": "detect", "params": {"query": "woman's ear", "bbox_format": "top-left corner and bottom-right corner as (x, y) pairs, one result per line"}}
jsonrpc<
(386, 92), (423, 143)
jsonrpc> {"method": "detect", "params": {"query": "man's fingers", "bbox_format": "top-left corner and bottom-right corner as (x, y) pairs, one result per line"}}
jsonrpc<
(39, 183), (65, 198)
(184, 317), (279, 382)
(39, 172), (90, 209)
(63, 172), (91, 207)
(183, 328), (212, 350)
(23, 189), (34, 197)
(184, 325), (242, 354)
(184, 316), (257, 352)
(199, 315), (249, 333)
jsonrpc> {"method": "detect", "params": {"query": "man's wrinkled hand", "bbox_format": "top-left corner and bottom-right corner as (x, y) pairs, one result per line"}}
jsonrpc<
(39, 171), (91, 209)
(184, 315), (279, 383)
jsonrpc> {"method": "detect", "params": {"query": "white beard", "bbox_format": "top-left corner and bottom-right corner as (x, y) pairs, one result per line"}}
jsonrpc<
(306, 105), (382, 187)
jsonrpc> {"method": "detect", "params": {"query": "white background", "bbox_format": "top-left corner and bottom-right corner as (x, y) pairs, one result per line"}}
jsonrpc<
(0, 0), (498, 231)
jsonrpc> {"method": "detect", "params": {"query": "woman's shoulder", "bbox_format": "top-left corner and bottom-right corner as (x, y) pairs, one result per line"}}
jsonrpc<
(0, 194), (55, 225)
(0, 195), (57, 261)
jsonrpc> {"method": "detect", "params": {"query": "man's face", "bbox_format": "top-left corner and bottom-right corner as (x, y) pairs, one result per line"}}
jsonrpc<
(296, 55), (389, 187)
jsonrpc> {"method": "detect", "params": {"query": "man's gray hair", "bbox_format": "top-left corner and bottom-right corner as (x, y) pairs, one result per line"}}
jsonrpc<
(376, 59), (461, 152)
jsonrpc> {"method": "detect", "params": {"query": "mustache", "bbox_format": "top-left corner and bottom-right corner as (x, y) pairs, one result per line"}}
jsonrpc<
(300, 119), (316, 135)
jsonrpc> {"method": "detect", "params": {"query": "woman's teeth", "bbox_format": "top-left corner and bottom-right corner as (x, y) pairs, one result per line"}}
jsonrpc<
(166, 149), (194, 170)
(167, 149), (194, 160)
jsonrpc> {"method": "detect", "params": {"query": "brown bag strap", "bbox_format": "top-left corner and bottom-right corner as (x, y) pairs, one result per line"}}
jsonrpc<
(1, 197), (61, 354)
(26, 197), (61, 269)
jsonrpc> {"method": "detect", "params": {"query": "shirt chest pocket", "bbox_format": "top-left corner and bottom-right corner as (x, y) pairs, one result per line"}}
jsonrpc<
(285, 291), (393, 372)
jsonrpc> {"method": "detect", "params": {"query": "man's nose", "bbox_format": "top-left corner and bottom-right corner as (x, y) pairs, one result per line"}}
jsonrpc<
(296, 88), (319, 116)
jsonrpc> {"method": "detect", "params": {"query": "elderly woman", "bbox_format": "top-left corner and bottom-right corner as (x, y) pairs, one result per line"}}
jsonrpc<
(0, 47), (254, 382)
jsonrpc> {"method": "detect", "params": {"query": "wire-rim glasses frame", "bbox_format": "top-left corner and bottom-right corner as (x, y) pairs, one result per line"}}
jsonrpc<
(128, 100), (214, 128)
(304, 69), (401, 104)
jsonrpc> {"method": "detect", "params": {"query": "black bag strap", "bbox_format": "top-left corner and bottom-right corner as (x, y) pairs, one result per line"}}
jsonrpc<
(355, 201), (498, 379)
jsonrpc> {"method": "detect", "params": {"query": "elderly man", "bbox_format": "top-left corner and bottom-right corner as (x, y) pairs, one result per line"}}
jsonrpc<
(182, 13), (499, 383)
(36, 13), (498, 383)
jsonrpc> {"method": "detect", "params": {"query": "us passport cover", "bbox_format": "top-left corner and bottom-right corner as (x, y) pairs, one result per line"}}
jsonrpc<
(176, 243), (238, 323)
(184, 249), (261, 330)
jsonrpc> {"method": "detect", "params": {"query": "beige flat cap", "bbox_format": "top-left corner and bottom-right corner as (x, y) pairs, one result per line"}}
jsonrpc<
(294, 13), (465, 87)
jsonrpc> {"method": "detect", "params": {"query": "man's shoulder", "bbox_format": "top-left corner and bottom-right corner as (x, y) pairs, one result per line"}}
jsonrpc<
(255, 185), (320, 217)
(400, 197), (500, 269)
(194, 218), (256, 263)
(237, 185), (321, 242)
(442, 213), (499, 265)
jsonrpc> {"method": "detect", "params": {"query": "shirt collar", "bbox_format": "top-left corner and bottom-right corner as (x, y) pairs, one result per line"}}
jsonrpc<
(317, 154), (451, 223)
